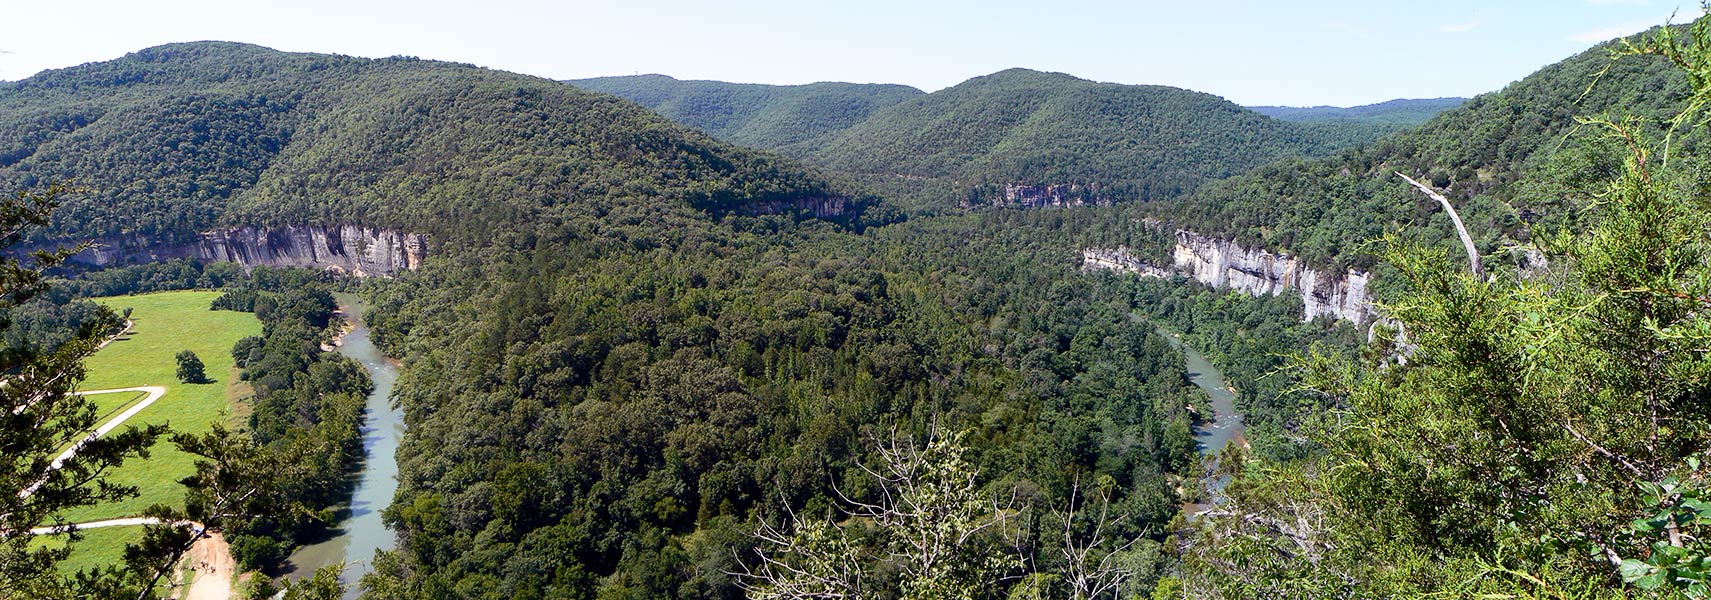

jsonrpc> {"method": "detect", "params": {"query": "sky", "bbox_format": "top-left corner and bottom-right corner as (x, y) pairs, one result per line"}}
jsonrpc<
(0, 0), (1699, 107)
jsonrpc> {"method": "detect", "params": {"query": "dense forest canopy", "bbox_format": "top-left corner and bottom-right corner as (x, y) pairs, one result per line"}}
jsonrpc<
(1248, 97), (1467, 126)
(355, 161), (1217, 599)
(578, 69), (1440, 212)
(1151, 27), (1708, 273)
(0, 40), (1241, 599)
(570, 74), (924, 154)
(800, 68), (1353, 209)
(1176, 19), (1711, 598)
(10, 13), (1711, 600)
(0, 42), (876, 247)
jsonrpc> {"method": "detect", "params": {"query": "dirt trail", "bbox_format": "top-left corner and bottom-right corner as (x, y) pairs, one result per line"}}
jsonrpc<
(27, 516), (160, 535)
(182, 531), (234, 600)
(19, 385), (168, 497)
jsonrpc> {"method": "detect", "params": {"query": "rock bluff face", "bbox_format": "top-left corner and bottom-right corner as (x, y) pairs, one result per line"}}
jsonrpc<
(729, 196), (850, 219)
(70, 225), (426, 276)
(963, 183), (1113, 209)
(1083, 230), (1374, 324)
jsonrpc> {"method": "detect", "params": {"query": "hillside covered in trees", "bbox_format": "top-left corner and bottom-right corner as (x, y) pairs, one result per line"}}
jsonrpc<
(2, 42), (1224, 599)
(15, 11), (1711, 599)
(578, 68), (1370, 211)
(569, 74), (923, 155)
(1249, 97), (1466, 126)
(0, 42), (880, 248)
(801, 68), (1351, 209)
(1151, 28), (1703, 272)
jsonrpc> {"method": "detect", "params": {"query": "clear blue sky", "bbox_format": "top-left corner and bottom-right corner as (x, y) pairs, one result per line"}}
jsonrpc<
(0, 0), (1697, 106)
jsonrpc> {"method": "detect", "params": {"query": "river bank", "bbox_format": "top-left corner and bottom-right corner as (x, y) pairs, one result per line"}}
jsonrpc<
(284, 295), (403, 596)
(1157, 327), (1247, 516)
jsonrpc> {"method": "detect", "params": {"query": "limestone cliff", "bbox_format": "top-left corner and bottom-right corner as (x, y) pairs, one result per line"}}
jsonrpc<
(1083, 230), (1375, 324)
(964, 183), (1112, 209)
(68, 225), (426, 276)
(728, 196), (851, 219)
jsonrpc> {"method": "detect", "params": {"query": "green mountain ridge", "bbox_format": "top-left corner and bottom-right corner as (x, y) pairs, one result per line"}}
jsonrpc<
(578, 68), (1413, 211)
(2, 41), (1220, 599)
(10, 24), (1703, 600)
(1248, 97), (1467, 126)
(569, 74), (923, 155)
(801, 67), (1350, 209)
(1154, 28), (1700, 272)
(0, 41), (871, 248)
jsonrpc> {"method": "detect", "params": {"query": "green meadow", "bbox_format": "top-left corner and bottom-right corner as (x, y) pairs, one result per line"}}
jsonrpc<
(62, 290), (261, 522)
(33, 525), (143, 575)
(31, 290), (260, 578)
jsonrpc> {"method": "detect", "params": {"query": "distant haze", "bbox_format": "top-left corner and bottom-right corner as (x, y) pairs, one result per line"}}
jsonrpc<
(0, 0), (1696, 106)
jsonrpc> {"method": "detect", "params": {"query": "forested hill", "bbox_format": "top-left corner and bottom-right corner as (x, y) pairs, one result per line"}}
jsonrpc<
(802, 68), (1346, 209)
(1249, 97), (1467, 127)
(0, 41), (1229, 598)
(1246, 98), (1468, 150)
(0, 42), (873, 247)
(1156, 28), (1702, 272)
(569, 74), (923, 154)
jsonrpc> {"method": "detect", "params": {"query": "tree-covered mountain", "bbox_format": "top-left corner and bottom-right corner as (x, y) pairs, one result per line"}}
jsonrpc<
(1245, 98), (1468, 151)
(0, 42), (876, 247)
(1153, 29), (1701, 272)
(801, 68), (1346, 209)
(3, 42), (1219, 598)
(1249, 97), (1466, 127)
(569, 74), (923, 155)
(1175, 22), (1711, 598)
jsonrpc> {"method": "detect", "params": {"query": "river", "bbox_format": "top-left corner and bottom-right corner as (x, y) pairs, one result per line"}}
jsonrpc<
(1157, 328), (1245, 457)
(285, 297), (403, 596)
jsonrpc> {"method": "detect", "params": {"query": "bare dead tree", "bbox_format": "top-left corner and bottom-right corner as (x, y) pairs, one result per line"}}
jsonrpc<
(1055, 477), (1144, 600)
(736, 505), (867, 600)
(736, 427), (1017, 600)
(1397, 172), (1484, 279)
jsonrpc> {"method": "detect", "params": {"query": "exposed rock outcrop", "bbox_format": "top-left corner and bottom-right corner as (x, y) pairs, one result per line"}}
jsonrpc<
(728, 196), (850, 219)
(965, 183), (1111, 209)
(1084, 230), (1374, 324)
(67, 225), (426, 276)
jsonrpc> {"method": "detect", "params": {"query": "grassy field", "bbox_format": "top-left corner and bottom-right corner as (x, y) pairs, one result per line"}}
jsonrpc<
(33, 525), (144, 575)
(61, 290), (261, 522)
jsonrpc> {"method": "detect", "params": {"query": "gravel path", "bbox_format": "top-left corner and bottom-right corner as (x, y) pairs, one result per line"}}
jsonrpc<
(20, 386), (168, 497)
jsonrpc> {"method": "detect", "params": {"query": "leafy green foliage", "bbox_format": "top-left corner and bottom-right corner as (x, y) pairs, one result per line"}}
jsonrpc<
(354, 183), (1204, 597)
(1619, 464), (1711, 596)
(1249, 98), (1467, 127)
(1249, 98), (1469, 152)
(805, 68), (1345, 210)
(173, 349), (204, 383)
(571, 74), (924, 154)
(1178, 17), (1711, 596)
(0, 187), (165, 598)
(222, 269), (370, 571)
(0, 42), (880, 249)
(1157, 28), (1705, 272)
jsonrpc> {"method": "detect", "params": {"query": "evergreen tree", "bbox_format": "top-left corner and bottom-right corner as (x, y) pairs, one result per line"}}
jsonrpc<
(0, 186), (162, 597)
(1181, 11), (1711, 598)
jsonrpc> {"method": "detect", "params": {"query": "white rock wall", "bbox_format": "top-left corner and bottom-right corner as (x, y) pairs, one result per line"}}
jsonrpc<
(1083, 230), (1375, 324)
(70, 225), (427, 276)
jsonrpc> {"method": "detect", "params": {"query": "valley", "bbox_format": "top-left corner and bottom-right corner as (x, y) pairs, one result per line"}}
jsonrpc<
(283, 296), (403, 598)
(4, 5), (1709, 600)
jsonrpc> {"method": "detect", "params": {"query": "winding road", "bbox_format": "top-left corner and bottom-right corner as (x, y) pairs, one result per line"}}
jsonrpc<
(20, 320), (236, 598)
(20, 386), (167, 497)
(29, 517), (234, 600)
